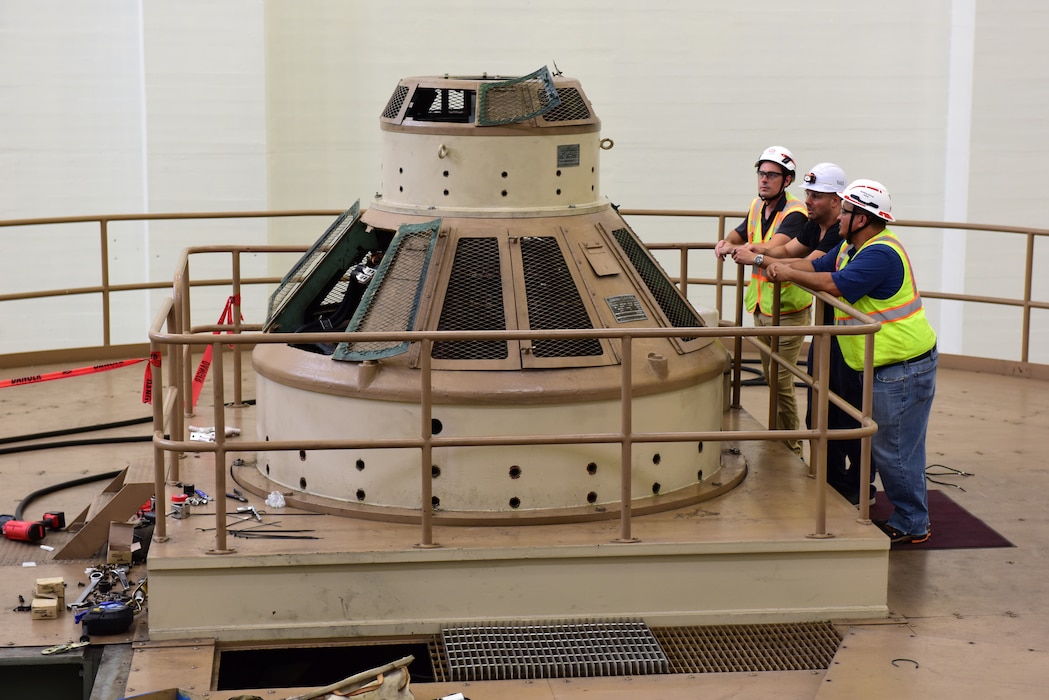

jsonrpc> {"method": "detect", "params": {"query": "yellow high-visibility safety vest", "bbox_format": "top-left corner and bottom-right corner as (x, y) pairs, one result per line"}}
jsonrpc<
(833, 230), (937, 371)
(743, 194), (811, 316)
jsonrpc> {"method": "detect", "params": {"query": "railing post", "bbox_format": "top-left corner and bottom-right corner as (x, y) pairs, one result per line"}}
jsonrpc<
(151, 341), (168, 543)
(99, 218), (112, 348)
(231, 250), (245, 407)
(857, 335), (877, 523)
(614, 334), (639, 543)
(416, 338), (439, 548)
(807, 313), (832, 539)
(208, 340), (234, 555)
(1023, 232), (1034, 364)
(731, 263), (745, 409)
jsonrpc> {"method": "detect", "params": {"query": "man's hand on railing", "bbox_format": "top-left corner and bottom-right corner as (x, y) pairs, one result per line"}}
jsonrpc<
(714, 239), (741, 260)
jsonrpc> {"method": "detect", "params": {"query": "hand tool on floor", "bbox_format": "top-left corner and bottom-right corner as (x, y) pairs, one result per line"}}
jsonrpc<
(68, 570), (104, 611)
(236, 505), (263, 521)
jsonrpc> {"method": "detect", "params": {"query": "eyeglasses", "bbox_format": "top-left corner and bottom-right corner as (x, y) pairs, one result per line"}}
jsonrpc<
(757, 170), (784, 180)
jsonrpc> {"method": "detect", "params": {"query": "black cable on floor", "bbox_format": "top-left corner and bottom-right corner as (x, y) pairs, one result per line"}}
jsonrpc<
(14, 469), (124, 521)
(0, 435), (151, 457)
(0, 416), (153, 446)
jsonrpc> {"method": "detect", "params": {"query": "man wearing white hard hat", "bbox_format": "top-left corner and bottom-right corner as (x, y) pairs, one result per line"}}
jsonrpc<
(733, 163), (871, 505)
(767, 179), (937, 544)
(714, 146), (810, 456)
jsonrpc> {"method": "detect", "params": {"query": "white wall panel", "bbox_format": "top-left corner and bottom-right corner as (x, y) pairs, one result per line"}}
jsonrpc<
(1, 0), (1047, 361)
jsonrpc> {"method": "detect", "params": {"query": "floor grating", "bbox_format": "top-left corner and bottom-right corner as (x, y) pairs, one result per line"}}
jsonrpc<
(431, 620), (844, 681)
(652, 621), (844, 673)
(441, 620), (668, 681)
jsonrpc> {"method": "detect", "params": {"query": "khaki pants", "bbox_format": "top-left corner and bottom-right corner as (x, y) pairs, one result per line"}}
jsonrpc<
(755, 308), (811, 456)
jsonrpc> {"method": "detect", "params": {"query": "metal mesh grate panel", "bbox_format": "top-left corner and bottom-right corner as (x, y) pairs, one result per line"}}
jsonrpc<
(520, 236), (603, 358)
(334, 220), (439, 361)
(652, 621), (843, 673)
(540, 87), (591, 122)
(382, 84), (409, 119)
(477, 66), (560, 126)
(265, 202), (359, 329)
(428, 636), (449, 683)
(610, 227), (704, 339)
(432, 237), (509, 361)
(441, 620), (669, 681)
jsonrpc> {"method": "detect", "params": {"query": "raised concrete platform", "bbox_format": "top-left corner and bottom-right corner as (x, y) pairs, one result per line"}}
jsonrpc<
(142, 406), (889, 642)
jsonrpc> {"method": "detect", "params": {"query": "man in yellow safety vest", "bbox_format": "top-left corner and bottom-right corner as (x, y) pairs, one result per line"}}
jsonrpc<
(767, 179), (937, 543)
(715, 146), (811, 456)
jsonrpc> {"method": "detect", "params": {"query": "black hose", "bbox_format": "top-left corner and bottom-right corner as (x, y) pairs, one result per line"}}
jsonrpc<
(0, 435), (151, 457)
(14, 469), (124, 521)
(0, 416), (152, 446)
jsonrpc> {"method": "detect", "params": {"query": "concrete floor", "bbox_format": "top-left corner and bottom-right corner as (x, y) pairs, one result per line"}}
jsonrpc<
(1, 358), (1048, 698)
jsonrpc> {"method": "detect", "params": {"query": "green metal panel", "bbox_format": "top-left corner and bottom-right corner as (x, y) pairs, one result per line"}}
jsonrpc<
(477, 66), (560, 126)
(263, 202), (381, 333)
(332, 218), (441, 362)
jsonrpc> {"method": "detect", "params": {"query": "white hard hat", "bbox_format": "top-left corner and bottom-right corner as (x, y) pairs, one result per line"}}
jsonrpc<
(755, 146), (797, 174)
(840, 179), (895, 222)
(800, 163), (847, 194)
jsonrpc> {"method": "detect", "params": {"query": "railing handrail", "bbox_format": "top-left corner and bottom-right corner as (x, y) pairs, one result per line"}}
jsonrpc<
(2, 206), (1046, 552)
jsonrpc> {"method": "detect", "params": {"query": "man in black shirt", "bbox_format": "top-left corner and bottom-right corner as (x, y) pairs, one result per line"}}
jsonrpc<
(733, 163), (873, 506)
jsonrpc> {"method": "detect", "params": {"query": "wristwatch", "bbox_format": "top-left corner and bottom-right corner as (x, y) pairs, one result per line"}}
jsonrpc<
(754, 254), (765, 268)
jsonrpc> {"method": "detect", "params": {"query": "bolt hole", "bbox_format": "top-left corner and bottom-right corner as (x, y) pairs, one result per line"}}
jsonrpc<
(586, 491), (598, 504)
(652, 482), (662, 495)
(556, 170), (562, 177)
(443, 170), (449, 177)
(399, 167), (403, 174)
(443, 189), (449, 196)
(299, 450), (307, 461)
(509, 465), (522, 479)
(265, 463), (270, 475)
(509, 497), (521, 509)
(432, 465), (441, 478)
(501, 171), (508, 178)
(299, 477), (307, 489)
(355, 459), (365, 471)
(652, 453), (661, 465)
(556, 189), (562, 195)
(431, 496), (440, 509)
(586, 462), (598, 475)
(697, 469), (704, 481)
(399, 185), (403, 192)
(432, 418), (443, 435)
(356, 489), (366, 501)
(697, 442), (704, 453)
(501, 190), (508, 197)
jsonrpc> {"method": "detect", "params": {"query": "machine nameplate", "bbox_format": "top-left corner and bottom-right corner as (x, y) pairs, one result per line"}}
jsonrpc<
(557, 144), (580, 167)
(606, 294), (648, 323)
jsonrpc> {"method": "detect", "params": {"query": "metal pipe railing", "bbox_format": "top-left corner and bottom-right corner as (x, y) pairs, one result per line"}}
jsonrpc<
(2, 207), (1047, 553)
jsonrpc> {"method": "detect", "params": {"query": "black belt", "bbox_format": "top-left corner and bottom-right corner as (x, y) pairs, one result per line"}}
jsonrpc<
(880, 345), (936, 369)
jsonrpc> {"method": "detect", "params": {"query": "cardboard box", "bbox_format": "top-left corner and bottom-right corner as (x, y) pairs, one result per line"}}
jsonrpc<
(31, 597), (58, 620)
(34, 576), (65, 597)
(107, 521), (140, 565)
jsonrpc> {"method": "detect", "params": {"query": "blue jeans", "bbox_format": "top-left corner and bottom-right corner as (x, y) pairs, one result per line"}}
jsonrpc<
(871, 348), (937, 535)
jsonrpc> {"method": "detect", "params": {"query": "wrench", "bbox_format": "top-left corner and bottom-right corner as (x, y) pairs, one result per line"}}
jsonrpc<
(68, 571), (103, 610)
(114, 566), (130, 591)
